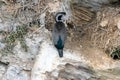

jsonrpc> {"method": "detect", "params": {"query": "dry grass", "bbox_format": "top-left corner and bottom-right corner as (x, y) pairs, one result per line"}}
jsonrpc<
(91, 7), (120, 54)
(0, 0), (51, 53)
(0, 0), (49, 25)
(70, 2), (95, 26)
(68, 2), (120, 59)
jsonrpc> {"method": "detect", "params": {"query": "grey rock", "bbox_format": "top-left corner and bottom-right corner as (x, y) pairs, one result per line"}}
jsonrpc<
(0, 64), (6, 79)
(2, 65), (29, 80)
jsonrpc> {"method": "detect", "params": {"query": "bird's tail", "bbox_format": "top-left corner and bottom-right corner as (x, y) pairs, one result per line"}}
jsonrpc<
(58, 49), (63, 57)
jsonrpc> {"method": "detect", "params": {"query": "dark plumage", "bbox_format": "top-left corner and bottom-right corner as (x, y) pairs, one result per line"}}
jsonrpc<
(52, 12), (67, 57)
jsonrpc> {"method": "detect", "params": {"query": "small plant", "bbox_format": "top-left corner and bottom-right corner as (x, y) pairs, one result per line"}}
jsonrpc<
(19, 38), (28, 52)
(2, 25), (28, 53)
(110, 46), (120, 60)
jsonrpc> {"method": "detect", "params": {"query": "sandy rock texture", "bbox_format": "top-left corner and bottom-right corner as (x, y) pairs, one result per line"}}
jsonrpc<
(0, 0), (120, 80)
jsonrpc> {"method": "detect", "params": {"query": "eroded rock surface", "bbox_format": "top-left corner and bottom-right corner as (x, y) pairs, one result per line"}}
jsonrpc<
(0, 0), (120, 80)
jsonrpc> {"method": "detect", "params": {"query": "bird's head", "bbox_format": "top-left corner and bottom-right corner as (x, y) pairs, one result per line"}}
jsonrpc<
(55, 12), (66, 22)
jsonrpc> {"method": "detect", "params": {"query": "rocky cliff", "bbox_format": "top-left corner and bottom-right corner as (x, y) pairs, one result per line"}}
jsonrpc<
(0, 0), (120, 80)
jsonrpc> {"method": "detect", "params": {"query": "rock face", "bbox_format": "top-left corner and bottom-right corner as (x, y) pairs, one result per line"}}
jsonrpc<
(2, 65), (29, 80)
(0, 0), (120, 80)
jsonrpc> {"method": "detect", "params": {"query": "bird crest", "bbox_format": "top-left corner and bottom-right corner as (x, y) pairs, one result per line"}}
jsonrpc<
(55, 12), (66, 22)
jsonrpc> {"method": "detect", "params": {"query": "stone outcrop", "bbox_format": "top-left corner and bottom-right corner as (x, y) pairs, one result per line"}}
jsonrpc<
(0, 0), (120, 80)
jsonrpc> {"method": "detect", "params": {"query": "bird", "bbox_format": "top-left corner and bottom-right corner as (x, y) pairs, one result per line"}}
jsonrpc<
(52, 12), (67, 57)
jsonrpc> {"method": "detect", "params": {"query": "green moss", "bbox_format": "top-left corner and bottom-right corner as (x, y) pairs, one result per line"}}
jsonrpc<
(4, 31), (16, 43)
(111, 46), (120, 60)
(19, 38), (28, 52)
(2, 25), (28, 53)
(0, 1), (6, 8)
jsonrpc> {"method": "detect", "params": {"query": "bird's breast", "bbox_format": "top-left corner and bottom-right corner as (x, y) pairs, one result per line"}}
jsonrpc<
(56, 36), (63, 49)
